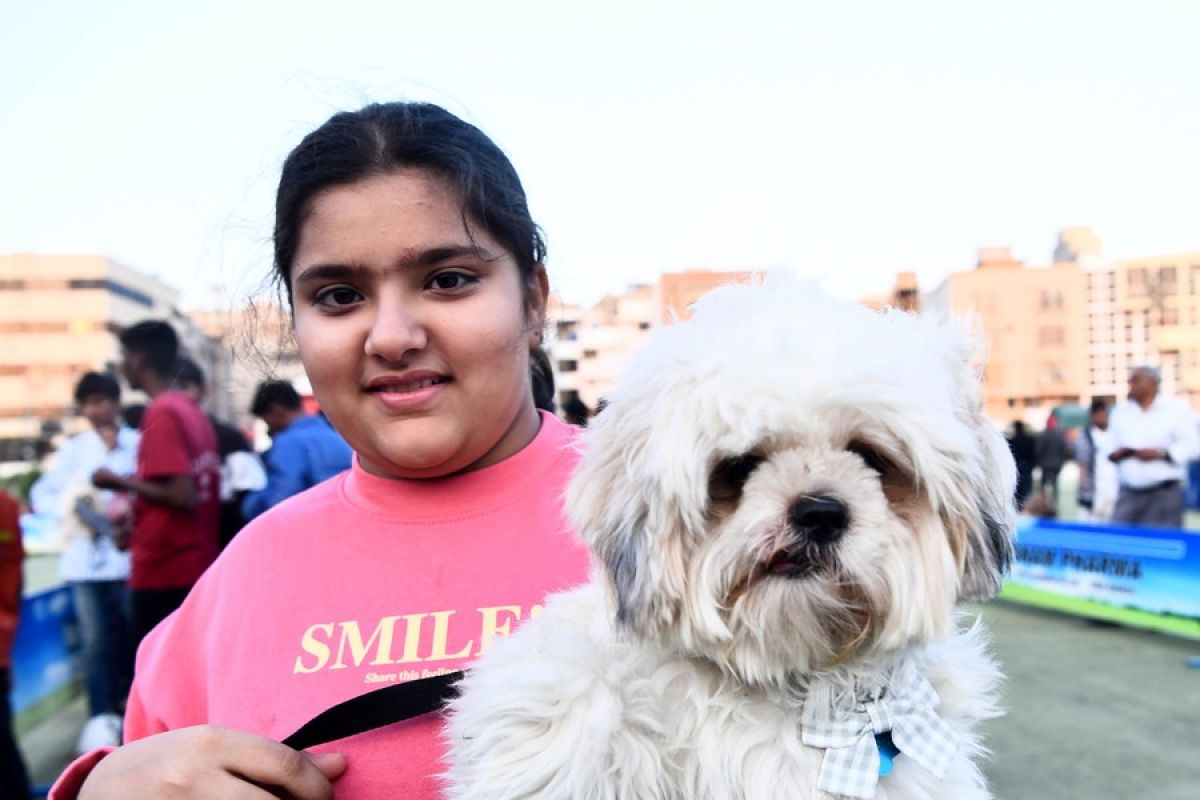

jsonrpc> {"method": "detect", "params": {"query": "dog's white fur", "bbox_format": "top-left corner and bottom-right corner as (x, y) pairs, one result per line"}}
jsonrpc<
(445, 278), (1016, 799)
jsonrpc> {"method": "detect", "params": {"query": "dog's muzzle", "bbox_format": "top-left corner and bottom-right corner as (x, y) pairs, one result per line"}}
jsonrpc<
(765, 496), (850, 578)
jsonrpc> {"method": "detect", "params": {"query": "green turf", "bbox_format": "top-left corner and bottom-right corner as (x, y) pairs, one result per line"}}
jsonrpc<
(999, 581), (1200, 640)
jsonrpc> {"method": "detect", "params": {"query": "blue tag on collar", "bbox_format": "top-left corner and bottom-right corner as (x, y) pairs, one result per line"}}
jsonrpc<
(876, 731), (901, 776)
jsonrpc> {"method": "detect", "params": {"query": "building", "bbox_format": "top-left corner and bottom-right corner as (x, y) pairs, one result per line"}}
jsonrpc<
(923, 246), (1088, 423)
(1054, 228), (1200, 410)
(189, 298), (304, 431)
(882, 227), (1200, 424)
(861, 271), (921, 313)
(658, 269), (758, 322)
(546, 285), (655, 411)
(546, 270), (754, 411)
(0, 254), (226, 463)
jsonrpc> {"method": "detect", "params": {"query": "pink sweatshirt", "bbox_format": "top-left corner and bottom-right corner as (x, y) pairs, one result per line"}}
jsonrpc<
(53, 414), (592, 798)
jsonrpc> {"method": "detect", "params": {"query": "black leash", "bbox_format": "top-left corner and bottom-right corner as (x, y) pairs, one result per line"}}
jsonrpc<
(282, 670), (463, 751)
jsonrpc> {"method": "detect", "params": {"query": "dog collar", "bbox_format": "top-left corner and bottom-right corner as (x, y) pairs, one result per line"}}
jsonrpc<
(801, 659), (958, 799)
(875, 731), (900, 776)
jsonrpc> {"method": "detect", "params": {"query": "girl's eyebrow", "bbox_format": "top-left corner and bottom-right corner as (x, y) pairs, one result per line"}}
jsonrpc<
(293, 245), (500, 288)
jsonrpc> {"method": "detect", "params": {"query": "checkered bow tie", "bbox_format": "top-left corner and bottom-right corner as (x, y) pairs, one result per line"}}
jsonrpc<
(801, 660), (958, 799)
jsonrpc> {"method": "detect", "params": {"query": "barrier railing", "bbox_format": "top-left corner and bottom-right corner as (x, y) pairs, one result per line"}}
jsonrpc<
(1002, 518), (1200, 639)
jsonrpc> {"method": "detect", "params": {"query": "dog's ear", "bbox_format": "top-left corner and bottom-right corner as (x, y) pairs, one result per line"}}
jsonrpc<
(956, 395), (1018, 602)
(566, 398), (689, 632)
(932, 321), (1017, 602)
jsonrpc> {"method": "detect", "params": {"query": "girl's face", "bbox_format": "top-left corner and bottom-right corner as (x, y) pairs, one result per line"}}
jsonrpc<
(290, 169), (547, 479)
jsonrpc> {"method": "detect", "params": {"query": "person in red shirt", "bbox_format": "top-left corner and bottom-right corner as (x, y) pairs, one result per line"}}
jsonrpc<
(1, 488), (33, 799)
(92, 322), (220, 650)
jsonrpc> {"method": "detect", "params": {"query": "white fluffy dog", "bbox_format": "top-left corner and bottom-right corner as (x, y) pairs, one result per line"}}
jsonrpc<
(445, 279), (1016, 800)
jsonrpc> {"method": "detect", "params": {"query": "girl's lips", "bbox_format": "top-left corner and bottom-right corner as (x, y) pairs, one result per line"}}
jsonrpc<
(367, 377), (451, 412)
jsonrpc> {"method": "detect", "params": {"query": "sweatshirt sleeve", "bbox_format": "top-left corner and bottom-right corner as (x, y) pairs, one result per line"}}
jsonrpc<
(123, 577), (221, 740)
(48, 748), (114, 799)
(48, 561), (224, 797)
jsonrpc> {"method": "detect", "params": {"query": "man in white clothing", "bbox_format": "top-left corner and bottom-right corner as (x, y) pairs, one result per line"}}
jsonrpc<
(1075, 398), (1119, 522)
(30, 372), (138, 731)
(1108, 366), (1200, 528)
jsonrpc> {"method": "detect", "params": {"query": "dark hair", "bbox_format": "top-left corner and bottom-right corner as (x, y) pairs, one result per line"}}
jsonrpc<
(121, 403), (146, 430)
(562, 395), (590, 427)
(118, 320), (179, 376)
(173, 357), (206, 390)
(251, 380), (303, 416)
(530, 347), (556, 414)
(1089, 398), (1108, 415)
(73, 372), (120, 405)
(273, 102), (545, 307)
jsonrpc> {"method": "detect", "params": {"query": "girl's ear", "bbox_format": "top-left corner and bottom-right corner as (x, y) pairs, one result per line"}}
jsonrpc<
(528, 264), (550, 346)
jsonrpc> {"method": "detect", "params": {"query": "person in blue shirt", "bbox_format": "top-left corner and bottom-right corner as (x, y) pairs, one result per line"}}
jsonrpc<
(241, 381), (353, 520)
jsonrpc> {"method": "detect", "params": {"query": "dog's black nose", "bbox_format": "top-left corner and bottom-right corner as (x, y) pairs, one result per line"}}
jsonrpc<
(788, 496), (849, 544)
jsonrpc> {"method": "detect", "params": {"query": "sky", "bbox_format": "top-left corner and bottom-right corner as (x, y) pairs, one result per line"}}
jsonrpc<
(2, 0), (1198, 310)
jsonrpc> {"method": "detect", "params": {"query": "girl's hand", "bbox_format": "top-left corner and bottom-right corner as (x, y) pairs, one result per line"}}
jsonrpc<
(78, 726), (346, 799)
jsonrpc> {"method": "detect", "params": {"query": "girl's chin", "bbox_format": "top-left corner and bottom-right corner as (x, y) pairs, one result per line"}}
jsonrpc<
(358, 440), (478, 480)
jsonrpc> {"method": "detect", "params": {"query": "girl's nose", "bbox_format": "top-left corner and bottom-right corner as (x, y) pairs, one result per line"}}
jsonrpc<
(364, 291), (428, 361)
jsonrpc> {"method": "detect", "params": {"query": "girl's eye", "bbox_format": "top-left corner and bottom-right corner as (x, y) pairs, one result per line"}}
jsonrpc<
(313, 286), (362, 308)
(427, 271), (478, 292)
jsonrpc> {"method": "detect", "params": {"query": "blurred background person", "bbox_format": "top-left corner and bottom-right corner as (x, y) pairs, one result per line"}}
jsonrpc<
(120, 404), (146, 431)
(1007, 420), (1036, 509)
(1075, 398), (1118, 522)
(1, 487), (32, 800)
(173, 359), (266, 549)
(29, 372), (137, 742)
(240, 380), (351, 521)
(1108, 366), (1200, 528)
(91, 321), (220, 650)
(1034, 414), (1068, 506)
(561, 395), (591, 427)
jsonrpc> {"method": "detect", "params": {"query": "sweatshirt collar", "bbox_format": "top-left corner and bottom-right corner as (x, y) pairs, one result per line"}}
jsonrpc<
(340, 412), (578, 522)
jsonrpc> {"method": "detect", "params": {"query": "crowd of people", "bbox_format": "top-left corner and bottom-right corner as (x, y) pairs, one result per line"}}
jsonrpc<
(4, 319), (355, 786)
(1009, 366), (1200, 528)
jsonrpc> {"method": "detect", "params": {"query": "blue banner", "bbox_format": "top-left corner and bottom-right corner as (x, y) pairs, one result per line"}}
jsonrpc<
(11, 585), (80, 715)
(1008, 519), (1200, 621)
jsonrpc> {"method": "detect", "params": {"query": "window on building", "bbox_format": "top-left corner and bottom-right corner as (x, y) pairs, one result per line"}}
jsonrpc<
(1127, 269), (1146, 297)
(0, 279), (25, 290)
(1039, 289), (1064, 309)
(582, 349), (597, 359)
(0, 321), (72, 333)
(638, 321), (651, 330)
(1160, 266), (1178, 294)
(69, 278), (154, 309)
(1037, 326), (1065, 346)
(557, 359), (578, 373)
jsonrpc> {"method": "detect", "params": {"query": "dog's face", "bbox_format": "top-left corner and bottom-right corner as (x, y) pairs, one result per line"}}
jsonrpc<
(567, 280), (1016, 687)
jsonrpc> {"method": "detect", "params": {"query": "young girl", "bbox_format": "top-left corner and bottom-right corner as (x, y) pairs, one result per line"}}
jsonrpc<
(54, 102), (593, 799)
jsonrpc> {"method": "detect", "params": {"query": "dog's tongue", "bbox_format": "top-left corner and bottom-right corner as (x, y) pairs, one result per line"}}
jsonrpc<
(766, 552), (814, 577)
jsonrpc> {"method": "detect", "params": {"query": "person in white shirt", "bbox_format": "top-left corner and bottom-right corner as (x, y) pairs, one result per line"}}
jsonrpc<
(1107, 366), (1200, 528)
(1075, 398), (1119, 522)
(30, 372), (138, 730)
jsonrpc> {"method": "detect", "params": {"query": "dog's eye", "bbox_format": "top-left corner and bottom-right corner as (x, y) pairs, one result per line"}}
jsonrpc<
(847, 441), (893, 477)
(709, 454), (765, 501)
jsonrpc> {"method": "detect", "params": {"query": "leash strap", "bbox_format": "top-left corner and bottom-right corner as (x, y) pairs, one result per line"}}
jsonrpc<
(282, 670), (463, 751)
